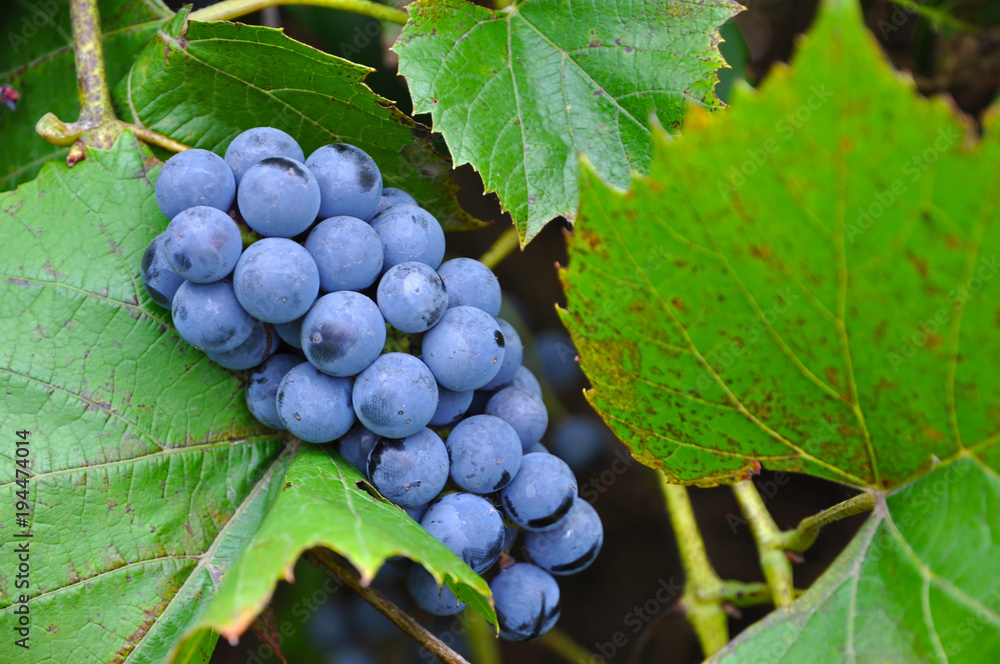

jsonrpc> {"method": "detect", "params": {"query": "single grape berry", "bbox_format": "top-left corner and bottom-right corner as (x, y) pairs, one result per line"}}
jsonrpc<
(376, 262), (448, 333)
(535, 330), (584, 389)
(421, 306), (506, 391)
(163, 206), (243, 283)
(301, 291), (386, 377)
(353, 353), (438, 438)
(524, 496), (603, 575)
(491, 563), (561, 641)
(368, 204), (445, 272)
(155, 148), (235, 220)
(367, 428), (449, 508)
(437, 258), (502, 316)
(238, 157), (321, 237)
(446, 415), (522, 493)
(273, 314), (305, 349)
(407, 565), (465, 616)
(205, 320), (275, 370)
(224, 127), (305, 185)
(141, 233), (184, 307)
(246, 354), (301, 430)
(338, 423), (381, 476)
(482, 318), (523, 390)
(549, 415), (612, 472)
(305, 216), (383, 292)
(306, 144), (383, 220)
(233, 238), (320, 323)
(509, 366), (542, 397)
(485, 387), (548, 450)
(428, 386), (474, 427)
(171, 280), (255, 352)
(276, 362), (355, 443)
(500, 452), (576, 531)
(419, 492), (505, 573)
(374, 187), (417, 215)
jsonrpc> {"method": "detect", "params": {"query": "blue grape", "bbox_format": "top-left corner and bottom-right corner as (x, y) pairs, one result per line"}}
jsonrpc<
(374, 187), (417, 215)
(446, 415), (522, 493)
(369, 204), (445, 272)
(276, 362), (355, 443)
(549, 415), (612, 473)
(535, 330), (583, 389)
(353, 353), (438, 438)
(422, 306), (505, 391)
(163, 206), (242, 283)
(273, 314), (304, 349)
(428, 386), (473, 427)
(491, 563), (560, 641)
(482, 318), (522, 390)
(302, 291), (386, 377)
(524, 496), (603, 575)
(407, 565), (465, 616)
(171, 280), (255, 352)
(233, 238), (320, 323)
(485, 387), (548, 450)
(339, 423), (380, 475)
(420, 492), (504, 573)
(306, 144), (383, 220)
(501, 525), (518, 553)
(436, 258), (501, 316)
(206, 320), (275, 370)
(141, 233), (184, 307)
(238, 157), (321, 237)
(156, 148), (235, 220)
(510, 366), (542, 397)
(376, 262), (448, 333)
(305, 216), (383, 291)
(500, 453), (576, 531)
(224, 127), (304, 185)
(367, 428), (448, 507)
(526, 443), (549, 454)
(404, 502), (430, 523)
(245, 354), (300, 429)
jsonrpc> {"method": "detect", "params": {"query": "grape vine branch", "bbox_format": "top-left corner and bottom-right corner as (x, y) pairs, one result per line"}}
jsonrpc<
(189, 0), (408, 24)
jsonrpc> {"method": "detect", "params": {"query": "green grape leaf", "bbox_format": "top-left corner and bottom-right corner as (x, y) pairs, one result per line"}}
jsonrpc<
(709, 457), (1000, 663)
(0, 134), (288, 664)
(172, 446), (495, 660)
(114, 10), (479, 231)
(394, 0), (740, 244)
(559, 0), (999, 489)
(0, 0), (170, 190)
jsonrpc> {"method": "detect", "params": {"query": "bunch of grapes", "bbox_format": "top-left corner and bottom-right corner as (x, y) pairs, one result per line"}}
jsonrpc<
(140, 127), (603, 642)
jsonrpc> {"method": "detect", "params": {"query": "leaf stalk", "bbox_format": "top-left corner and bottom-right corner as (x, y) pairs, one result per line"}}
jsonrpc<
(478, 225), (521, 270)
(659, 474), (729, 655)
(307, 548), (472, 664)
(777, 491), (876, 553)
(731, 480), (795, 608)
(189, 0), (408, 25)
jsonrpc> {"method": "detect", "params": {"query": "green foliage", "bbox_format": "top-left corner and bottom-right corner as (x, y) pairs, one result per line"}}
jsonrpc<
(394, 0), (740, 244)
(114, 9), (478, 230)
(0, 0), (169, 190)
(0, 134), (287, 663)
(560, 0), (999, 489)
(710, 458), (1000, 663)
(0, 135), (489, 663)
(173, 447), (495, 661)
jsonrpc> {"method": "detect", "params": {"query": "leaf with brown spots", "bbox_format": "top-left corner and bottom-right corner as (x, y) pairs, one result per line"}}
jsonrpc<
(560, 0), (1000, 490)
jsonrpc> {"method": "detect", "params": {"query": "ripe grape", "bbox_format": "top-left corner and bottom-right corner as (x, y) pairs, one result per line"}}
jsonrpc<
(156, 148), (235, 220)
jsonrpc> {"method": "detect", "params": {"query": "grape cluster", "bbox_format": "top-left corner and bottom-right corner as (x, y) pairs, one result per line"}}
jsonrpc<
(140, 127), (603, 641)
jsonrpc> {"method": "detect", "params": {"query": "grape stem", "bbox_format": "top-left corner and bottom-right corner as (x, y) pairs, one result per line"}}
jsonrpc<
(659, 475), (729, 655)
(537, 627), (595, 664)
(462, 609), (503, 664)
(37, 0), (191, 160)
(307, 548), (473, 664)
(189, 0), (408, 25)
(478, 225), (521, 270)
(777, 491), (876, 553)
(731, 480), (795, 608)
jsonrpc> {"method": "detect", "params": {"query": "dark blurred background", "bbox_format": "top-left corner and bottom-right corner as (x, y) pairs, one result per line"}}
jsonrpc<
(160, 0), (1000, 662)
